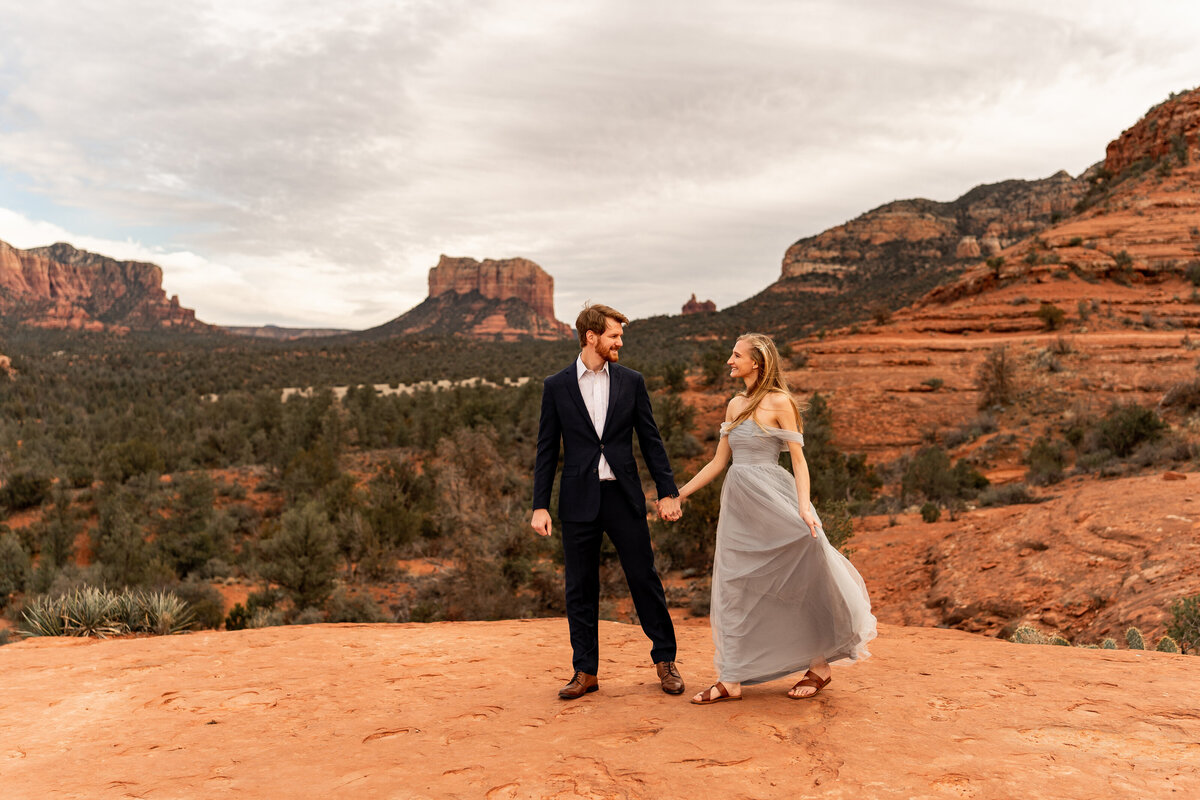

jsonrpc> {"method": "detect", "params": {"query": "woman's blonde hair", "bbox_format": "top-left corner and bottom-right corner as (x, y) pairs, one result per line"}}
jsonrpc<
(730, 332), (806, 431)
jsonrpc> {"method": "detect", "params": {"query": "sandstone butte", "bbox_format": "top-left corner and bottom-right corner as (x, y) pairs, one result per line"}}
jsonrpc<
(0, 240), (207, 332)
(368, 255), (572, 340)
(2, 619), (1197, 799)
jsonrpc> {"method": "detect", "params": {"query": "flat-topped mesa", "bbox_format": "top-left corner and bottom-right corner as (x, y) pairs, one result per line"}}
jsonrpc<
(0, 239), (207, 332)
(364, 255), (571, 341)
(428, 255), (557, 323)
(1105, 86), (1200, 177)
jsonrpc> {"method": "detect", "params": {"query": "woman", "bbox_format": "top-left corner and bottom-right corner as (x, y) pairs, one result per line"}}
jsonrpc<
(678, 333), (876, 704)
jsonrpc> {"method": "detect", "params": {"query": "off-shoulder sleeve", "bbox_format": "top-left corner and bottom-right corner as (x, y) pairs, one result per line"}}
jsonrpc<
(719, 421), (733, 438)
(774, 428), (805, 446)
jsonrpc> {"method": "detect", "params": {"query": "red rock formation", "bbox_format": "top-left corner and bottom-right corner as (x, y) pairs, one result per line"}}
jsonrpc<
(366, 255), (571, 340)
(0, 240), (208, 332)
(428, 255), (557, 324)
(681, 293), (716, 314)
(779, 172), (1086, 289)
(1105, 86), (1200, 177)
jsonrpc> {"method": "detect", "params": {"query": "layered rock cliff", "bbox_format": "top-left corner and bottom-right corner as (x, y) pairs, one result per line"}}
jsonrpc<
(779, 170), (1089, 291)
(0, 240), (207, 332)
(366, 255), (571, 341)
(1105, 87), (1200, 177)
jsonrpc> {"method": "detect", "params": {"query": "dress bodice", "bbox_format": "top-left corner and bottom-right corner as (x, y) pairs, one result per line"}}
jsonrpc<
(721, 421), (804, 466)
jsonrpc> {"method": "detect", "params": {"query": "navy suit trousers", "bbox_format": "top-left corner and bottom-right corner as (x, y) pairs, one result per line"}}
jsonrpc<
(561, 482), (677, 674)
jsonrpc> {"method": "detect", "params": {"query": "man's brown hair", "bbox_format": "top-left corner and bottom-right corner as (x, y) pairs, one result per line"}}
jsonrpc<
(575, 303), (628, 348)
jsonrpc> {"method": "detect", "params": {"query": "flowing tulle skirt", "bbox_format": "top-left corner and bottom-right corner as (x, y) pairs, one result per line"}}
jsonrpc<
(711, 461), (877, 685)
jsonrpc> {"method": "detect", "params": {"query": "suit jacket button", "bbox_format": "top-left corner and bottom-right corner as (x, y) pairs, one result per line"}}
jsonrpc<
(599, 444), (604, 450)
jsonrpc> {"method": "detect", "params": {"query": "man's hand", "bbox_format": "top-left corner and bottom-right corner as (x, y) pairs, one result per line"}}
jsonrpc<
(531, 508), (553, 537)
(657, 495), (682, 522)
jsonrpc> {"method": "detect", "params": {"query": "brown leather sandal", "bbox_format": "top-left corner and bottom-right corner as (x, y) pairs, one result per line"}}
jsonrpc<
(789, 670), (831, 699)
(691, 682), (742, 705)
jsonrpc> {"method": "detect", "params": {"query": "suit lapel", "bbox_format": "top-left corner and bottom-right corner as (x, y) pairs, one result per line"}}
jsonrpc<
(564, 363), (597, 440)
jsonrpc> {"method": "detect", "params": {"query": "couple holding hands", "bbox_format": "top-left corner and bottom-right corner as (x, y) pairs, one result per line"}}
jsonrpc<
(531, 304), (876, 705)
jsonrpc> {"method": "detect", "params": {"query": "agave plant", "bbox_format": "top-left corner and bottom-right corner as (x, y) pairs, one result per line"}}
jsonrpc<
(62, 587), (124, 638)
(21, 594), (67, 637)
(136, 590), (195, 635)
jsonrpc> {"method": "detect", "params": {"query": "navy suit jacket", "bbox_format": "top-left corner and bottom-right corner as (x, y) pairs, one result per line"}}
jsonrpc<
(532, 361), (677, 523)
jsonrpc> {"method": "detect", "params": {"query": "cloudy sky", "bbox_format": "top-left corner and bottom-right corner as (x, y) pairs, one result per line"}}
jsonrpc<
(1, 1), (1198, 328)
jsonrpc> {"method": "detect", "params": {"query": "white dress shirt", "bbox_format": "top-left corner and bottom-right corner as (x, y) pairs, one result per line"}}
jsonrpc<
(576, 355), (616, 480)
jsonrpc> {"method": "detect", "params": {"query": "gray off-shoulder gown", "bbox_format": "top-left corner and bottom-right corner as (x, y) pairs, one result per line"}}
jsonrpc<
(711, 421), (877, 685)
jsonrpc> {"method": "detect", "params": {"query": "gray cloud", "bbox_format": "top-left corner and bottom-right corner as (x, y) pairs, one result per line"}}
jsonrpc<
(1, 0), (1198, 326)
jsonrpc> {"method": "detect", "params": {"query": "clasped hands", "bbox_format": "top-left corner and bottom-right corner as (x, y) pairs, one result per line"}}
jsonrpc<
(656, 495), (682, 522)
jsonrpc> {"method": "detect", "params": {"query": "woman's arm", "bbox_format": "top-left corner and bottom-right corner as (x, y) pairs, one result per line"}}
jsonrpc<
(678, 398), (739, 500)
(678, 436), (731, 500)
(766, 393), (820, 537)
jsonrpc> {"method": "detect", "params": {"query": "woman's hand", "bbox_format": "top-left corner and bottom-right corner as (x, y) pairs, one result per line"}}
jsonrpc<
(799, 508), (820, 538)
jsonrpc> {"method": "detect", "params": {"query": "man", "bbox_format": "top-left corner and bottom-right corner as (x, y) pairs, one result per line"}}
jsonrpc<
(532, 303), (685, 699)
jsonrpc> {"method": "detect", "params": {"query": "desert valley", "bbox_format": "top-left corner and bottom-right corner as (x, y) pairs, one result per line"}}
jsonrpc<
(2, 88), (1200, 798)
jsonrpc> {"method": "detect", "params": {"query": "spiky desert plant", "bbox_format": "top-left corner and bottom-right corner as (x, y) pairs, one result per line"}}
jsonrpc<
(1100, 638), (1118, 650)
(1125, 627), (1146, 650)
(62, 587), (124, 638)
(113, 590), (148, 633)
(136, 590), (195, 635)
(1047, 634), (1071, 646)
(1011, 626), (1047, 645)
(1155, 636), (1180, 654)
(20, 594), (67, 637)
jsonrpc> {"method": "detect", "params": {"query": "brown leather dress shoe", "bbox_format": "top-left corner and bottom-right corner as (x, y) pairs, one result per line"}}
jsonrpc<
(559, 671), (598, 699)
(655, 661), (685, 695)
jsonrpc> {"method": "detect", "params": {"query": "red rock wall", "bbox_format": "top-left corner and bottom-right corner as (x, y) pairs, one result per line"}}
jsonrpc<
(1105, 87), (1200, 177)
(0, 240), (205, 331)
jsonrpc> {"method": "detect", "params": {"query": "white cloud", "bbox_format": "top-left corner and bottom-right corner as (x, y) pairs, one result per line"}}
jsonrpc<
(1, 0), (1199, 326)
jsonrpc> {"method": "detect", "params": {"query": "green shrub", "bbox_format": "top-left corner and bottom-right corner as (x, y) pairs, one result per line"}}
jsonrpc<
(919, 502), (940, 523)
(0, 533), (31, 608)
(820, 499), (855, 555)
(1048, 633), (1071, 646)
(1100, 638), (1118, 650)
(1167, 594), (1200, 653)
(171, 581), (225, 630)
(1094, 403), (1166, 458)
(325, 587), (388, 623)
(1125, 626), (1145, 650)
(0, 471), (52, 511)
(1162, 379), (1200, 413)
(259, 502), (340, 611)
(1026, 436), (1066, 486)
(1186, 261), (1200, 287)
(1036, 303), (1066, 331)
(976, 346), (1016, 409)
(922, 378), (944, 391)
(978, 483), (1037, 507)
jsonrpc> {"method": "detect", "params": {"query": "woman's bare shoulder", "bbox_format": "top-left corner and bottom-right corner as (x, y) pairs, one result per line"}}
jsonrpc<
(761, 390), (794, 409)
(726, 394), (748, 419)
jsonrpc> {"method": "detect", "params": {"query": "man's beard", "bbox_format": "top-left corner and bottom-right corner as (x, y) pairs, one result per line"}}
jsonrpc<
(597, 341), (620, 362)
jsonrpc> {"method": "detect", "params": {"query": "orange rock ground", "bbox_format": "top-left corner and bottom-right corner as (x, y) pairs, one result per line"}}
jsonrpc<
(2, 620), (1197, 799)
(851, 470), (1200, 641)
